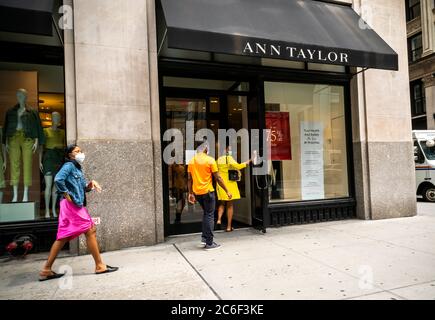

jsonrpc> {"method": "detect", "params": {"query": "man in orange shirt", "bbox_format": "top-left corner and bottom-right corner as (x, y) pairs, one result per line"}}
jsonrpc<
(188, 143), (232, 250)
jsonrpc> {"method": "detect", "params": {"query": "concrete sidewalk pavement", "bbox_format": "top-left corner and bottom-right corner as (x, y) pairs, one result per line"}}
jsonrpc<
(1, 202), (435, 300)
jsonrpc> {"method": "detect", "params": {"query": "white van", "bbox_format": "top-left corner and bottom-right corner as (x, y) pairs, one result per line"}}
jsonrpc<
(413, 130), (435, 202)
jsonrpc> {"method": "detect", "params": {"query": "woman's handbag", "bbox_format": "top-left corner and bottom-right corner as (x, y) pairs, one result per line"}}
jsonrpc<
(227, 156), (241, 181)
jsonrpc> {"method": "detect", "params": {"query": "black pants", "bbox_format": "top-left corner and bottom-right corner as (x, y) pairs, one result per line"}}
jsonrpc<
(196, 192), (216, 246)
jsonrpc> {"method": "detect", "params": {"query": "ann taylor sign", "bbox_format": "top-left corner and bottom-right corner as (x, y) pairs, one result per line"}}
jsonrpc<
(242, 41), (350, 64)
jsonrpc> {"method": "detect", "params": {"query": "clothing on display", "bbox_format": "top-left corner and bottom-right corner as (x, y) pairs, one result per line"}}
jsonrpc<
(3, 104), (45, 144)
(3, 103), (45, 187)
(8, 130), (35, 187)
(42, 127), (65, 176)
(43, 127), (65, 150)
(42, 148), (64, 176)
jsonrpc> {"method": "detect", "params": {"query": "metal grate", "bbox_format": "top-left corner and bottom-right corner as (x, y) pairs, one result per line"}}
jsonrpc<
(268, 199), (356, 227)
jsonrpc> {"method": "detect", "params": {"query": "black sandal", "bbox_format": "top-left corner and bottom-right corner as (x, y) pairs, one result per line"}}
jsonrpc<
(95, 265), (119, 275)
(39, 271), (65, 282)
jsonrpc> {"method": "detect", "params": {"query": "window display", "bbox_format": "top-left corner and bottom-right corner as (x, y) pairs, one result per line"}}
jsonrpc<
(0, 72), (66, 223)
(3, 88), (45, 202)
(265, 82), (349, 202)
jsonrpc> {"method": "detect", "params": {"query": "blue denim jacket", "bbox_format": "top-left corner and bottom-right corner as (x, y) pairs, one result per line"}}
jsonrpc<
(55, 161), (90, 207)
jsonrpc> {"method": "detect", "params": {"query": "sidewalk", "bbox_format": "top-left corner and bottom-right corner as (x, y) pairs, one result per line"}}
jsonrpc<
(1, 203), (435, 300)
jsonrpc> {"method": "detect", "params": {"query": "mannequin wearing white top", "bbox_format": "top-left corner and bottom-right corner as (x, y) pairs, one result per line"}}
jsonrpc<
(39, 112), (62, 218)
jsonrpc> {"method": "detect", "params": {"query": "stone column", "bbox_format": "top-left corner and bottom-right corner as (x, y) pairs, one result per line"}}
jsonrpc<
(69, 0), (163, 253)
(63, 0), (77, 144)
(351, 0), (417, 220)
(424, 75), (435, 129)
(63, 0), (79, 255)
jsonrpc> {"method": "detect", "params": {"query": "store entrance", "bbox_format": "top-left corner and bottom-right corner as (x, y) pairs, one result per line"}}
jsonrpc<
(162, 80), (257, 236)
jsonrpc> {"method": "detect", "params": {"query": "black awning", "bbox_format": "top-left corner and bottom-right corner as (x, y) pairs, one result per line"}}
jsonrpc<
(158, 0), (398, 71)
(0, 0), (54, 36)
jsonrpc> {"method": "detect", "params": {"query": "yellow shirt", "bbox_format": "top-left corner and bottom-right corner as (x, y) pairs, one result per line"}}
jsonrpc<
(44, 128), (65, 149)
(188, 153), (218, 195)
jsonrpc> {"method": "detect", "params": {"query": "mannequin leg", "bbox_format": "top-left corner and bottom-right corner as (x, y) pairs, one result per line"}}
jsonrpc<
(22, 138), (34, 202)
(44, 175), (53, 218)
(51, 184), (58, 217)
(44, 175), (53, 216)
(22, 186), (29, 202)
(8, 134), (21, 202)
(12, 185), (18, 203)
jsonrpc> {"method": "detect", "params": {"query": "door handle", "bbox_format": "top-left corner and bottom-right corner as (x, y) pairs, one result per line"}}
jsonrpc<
(254, 174), (271, 190)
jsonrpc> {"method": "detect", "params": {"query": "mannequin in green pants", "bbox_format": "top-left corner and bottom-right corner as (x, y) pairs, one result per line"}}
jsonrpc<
(2, 89), (45, 202)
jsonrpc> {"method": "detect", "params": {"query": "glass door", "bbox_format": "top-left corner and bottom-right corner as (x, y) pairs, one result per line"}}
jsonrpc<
(161, 77), (257, 236)
(165, 97), (208, 235)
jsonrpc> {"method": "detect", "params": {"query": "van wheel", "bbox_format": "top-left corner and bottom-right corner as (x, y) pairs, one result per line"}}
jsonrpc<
(423, 186), (435, 202)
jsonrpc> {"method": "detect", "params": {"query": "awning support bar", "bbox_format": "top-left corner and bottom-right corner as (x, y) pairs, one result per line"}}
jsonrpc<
(351, 67), (369, 78)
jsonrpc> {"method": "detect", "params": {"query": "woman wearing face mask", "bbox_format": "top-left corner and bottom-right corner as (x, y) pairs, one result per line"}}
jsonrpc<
(216, 145), (251, 232)
(39, 144), (118, 281)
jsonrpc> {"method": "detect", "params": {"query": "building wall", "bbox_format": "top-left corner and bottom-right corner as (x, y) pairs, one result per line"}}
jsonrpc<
(64, 0), (163, 254)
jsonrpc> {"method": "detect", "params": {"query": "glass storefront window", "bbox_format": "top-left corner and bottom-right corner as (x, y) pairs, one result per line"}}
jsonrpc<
(0, 70), (66, 223)
(0, 4), (66, 223)
(264, 82), (349, 202)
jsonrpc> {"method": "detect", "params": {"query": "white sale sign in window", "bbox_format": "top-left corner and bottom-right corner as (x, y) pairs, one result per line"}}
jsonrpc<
(300, 121), (324, 200)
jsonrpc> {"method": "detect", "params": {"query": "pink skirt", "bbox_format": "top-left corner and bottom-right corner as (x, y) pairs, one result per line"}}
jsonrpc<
(56, 199), (95, 241)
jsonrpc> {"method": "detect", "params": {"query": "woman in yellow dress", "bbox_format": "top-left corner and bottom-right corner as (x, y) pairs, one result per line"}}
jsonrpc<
(216, 146), (251, 232)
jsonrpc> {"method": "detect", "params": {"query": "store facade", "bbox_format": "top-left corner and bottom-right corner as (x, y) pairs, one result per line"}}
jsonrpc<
(0, 0), (417, 255)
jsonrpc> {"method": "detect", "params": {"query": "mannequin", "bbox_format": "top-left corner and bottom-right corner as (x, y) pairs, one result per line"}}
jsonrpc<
(2, 88), (45, 202)
(169, 163), (187, 223)
(39, 112), (65, 218)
